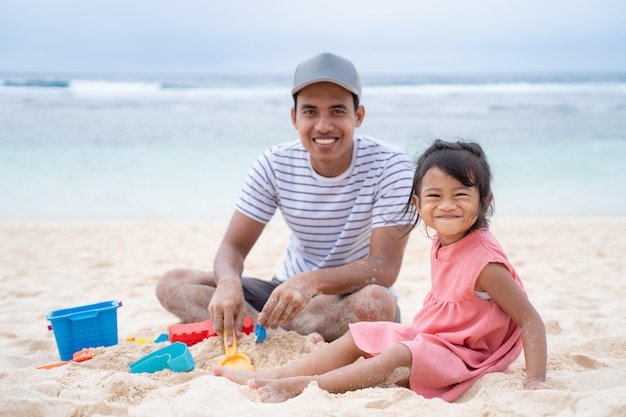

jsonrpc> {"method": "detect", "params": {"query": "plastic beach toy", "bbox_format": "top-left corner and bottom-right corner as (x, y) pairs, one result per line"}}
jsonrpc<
(37, 348), (95, 370)
(129, 342), (195, 373)
(169, 319), (217, 346)
(254, 324), (266, 343)
(126, 333), (169, 344)
(219, 330), (254, 370)
(169, 316), (254, 346)
(47, 300), (122, 361)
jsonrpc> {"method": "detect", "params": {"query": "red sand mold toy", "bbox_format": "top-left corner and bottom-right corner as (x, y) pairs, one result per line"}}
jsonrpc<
(169, 316), (254, 346)
(169, 320), (217, 346)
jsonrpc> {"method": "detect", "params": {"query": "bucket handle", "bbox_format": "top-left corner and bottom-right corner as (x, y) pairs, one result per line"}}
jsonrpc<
(68, 311), (99, 321)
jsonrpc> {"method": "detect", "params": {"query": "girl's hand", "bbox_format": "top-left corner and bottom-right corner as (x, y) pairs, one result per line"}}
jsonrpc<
(524, 378), (553, 390)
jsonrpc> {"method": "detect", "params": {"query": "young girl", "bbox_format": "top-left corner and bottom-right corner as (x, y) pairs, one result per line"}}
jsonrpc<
(213, 139), (551, 402)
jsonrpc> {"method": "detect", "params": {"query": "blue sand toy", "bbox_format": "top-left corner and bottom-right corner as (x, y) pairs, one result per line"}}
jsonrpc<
(129, 341), (195, 373)
(254, 324), (266, 343)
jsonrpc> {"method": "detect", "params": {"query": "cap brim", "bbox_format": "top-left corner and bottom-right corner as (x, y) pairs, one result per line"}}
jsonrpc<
(291, 78), (360, 97)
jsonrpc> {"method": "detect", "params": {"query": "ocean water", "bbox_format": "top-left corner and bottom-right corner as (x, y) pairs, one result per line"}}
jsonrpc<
(1, 72), (625, 222)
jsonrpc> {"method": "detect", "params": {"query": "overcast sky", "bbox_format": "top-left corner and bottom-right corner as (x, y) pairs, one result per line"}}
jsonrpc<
(1, 0), (625, 75)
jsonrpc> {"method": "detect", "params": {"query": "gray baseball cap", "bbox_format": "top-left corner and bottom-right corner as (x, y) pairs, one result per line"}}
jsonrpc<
(291, 52), (361, 99)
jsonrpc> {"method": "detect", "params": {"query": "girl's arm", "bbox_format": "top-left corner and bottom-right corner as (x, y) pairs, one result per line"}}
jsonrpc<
(476, 263), (551, 389)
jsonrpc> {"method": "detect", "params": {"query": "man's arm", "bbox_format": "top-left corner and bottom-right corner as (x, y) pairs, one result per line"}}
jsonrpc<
(311, 224), (411, 294)
(209, 211), (266, 337)
(258, 224), (411, 329)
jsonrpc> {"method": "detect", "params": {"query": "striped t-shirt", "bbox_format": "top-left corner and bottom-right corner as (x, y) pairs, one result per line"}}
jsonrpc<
(236, 135), (414, 282)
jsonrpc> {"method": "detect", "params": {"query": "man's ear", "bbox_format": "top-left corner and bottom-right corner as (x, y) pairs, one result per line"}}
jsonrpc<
(355, 105), (365, 127)
(291, 107), (297, 128)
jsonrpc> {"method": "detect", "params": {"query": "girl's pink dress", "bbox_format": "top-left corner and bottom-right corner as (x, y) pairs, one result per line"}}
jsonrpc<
(350, 228), (524, 401)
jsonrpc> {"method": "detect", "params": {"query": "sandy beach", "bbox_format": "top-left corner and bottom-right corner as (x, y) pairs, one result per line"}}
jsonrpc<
(1, 216), (625, 416)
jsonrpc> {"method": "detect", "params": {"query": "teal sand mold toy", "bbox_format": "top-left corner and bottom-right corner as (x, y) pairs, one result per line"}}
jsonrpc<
(129, 341), (195, 373)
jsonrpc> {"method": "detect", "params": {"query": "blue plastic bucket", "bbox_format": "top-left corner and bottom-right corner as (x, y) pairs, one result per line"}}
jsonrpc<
(47, 300), (122, 360)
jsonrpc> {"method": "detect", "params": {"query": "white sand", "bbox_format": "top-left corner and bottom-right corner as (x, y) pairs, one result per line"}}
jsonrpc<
(1, 217), (625, 416)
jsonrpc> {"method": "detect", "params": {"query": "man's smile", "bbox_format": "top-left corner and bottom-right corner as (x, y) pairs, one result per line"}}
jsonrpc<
(313, 137), (338, 145)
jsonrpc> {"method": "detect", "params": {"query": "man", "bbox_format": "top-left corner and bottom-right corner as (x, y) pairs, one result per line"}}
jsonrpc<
(156, 52), (414, 342)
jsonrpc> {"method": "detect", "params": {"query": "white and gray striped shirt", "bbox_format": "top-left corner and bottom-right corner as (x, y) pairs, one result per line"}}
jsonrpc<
(236, 135), (414, 282)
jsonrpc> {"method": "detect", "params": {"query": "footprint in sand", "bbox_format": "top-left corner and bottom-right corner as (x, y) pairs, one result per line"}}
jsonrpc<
(572, 354), (607, 369)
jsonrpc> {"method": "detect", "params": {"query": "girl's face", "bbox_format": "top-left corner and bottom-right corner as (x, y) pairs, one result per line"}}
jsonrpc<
(413, 167), (481, 246)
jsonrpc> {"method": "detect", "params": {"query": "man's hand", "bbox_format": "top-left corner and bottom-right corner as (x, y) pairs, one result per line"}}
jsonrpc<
(257, 274), (315, 330)
(211, 212), (266, 343)
(208, 277), (247, 343)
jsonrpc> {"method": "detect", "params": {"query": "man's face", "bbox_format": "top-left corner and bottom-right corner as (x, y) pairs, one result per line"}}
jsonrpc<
(291, 82), (364, 178)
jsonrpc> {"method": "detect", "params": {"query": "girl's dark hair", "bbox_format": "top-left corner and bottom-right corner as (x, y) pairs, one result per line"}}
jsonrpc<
(402, 139), (494, 233)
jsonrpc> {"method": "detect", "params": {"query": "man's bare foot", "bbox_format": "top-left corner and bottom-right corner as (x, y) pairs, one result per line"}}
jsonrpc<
(248, 376), (313, 403)
(212, 365), (262, 385)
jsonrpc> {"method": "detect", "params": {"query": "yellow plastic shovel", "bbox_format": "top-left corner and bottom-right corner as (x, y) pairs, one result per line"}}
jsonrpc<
(219, 329), (254, 370)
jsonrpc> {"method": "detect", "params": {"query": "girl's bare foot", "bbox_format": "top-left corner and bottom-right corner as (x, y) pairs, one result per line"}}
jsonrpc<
(212, 365), (263, 385)
(248, 376), (313, 403)
(305, 332), (325, 345)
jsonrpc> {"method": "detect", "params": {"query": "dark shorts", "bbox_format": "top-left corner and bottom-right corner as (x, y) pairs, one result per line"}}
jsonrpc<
(241, 277), (282, 313)
(240, 276), (401, 322)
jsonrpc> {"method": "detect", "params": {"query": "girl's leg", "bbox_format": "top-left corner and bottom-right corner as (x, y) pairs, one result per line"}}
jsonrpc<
(250, 342), (412, 402)
(213, 330), (366, 385)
